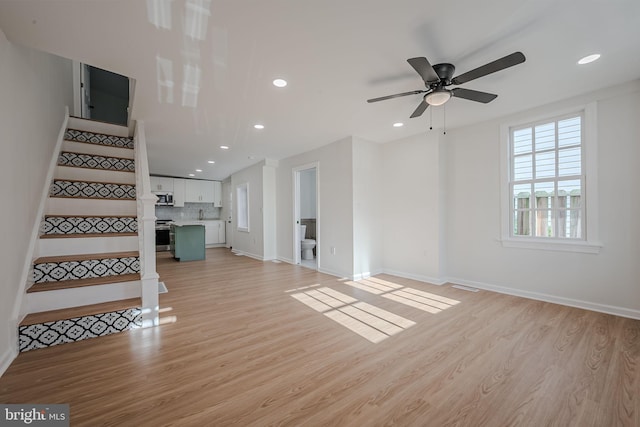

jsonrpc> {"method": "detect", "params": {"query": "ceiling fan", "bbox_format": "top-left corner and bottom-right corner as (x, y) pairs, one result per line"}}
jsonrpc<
(367, 52), (526, 118)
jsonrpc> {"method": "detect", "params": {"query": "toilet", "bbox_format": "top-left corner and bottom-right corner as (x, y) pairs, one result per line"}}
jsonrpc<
(300, 225), (316, 260)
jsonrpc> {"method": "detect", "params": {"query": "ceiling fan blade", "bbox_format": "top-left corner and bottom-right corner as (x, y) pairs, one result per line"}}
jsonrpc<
(367, 90), (426, 103)
(451, 52), (526, 85)
(407, 57), (440, 84)
(410, 100), (429, 118)
(451, 88), (498, 103)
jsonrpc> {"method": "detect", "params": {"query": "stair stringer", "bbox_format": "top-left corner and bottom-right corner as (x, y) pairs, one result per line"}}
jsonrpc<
(13, 108), (70, 331)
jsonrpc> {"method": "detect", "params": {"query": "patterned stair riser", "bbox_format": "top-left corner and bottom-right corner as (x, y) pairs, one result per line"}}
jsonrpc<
(33, 256), (140, 284)
(19, 308), (142, 352)
(50, 180), (136, 199)
(42, 217), (137, 235)
(58, 152), (135, 172)
(65, 129), (134, 149)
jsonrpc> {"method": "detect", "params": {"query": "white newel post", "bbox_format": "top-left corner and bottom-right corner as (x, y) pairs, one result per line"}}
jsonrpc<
(134, 121), (160, 327)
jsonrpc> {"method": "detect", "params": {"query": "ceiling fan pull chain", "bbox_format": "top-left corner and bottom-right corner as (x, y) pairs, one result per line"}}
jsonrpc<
(429, 107), (433, 130)
(443, 104), (446, 135)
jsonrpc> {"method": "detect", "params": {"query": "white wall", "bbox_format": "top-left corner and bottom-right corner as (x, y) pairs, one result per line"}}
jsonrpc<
(276, 137), (354, 278)
(262, 161), (277, 261)
(0, 30), (73, 372)
(221, 178), (233, 248)
(230, 161), (265, 259)
(229, 160), (277, 260)
(381, 131), (444, 283)
(352, 137), (383, 279)
(299, 168), (316, 219)
(445, 82), (640, 316)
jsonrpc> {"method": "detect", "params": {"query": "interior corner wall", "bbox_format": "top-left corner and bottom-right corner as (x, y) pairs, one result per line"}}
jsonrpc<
(445, 82), (640, 316)
(262, 163), (277, 261)
(230, 161), (266, 259)
(381, 131), (444, 283)
(276, 137), (354, 278)
(352, 137), (383, 279)
(0, 30), (74, 372)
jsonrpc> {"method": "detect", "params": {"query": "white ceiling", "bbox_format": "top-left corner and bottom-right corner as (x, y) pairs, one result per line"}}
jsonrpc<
(1, 0), (639, 181)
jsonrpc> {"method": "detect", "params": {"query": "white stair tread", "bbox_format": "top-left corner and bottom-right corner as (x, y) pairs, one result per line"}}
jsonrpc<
(47, 197), (136, 216)
(67, 116), (130, 138)
(38, 235), (139, 257)
(62, 140), (134, 159)
(26, 279), (142, 313)
(54, 167), (136, 185)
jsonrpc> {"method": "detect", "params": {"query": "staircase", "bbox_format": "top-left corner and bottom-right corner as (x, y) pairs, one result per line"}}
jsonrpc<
(18, 117), (156, 352)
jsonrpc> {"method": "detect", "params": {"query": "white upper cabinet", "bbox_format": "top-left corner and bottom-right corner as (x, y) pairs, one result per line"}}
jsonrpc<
(150, 176), (174, 192)
(185, 179), (215, 203)
(213, 181), (223, 207)
(173, 178), (186, 207)
(153, 177), (222, 206)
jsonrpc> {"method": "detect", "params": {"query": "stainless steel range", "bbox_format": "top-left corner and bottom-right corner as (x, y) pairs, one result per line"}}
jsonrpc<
(155, 219), (172, 251)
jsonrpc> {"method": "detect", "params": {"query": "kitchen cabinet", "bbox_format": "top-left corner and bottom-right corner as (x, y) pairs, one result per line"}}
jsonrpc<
(150, 176), (174, 192)
(173, 178), (186, 207)
(185, 179), (215, 203)
(203, 220), (225, 246)
(213, 181), (223, 207)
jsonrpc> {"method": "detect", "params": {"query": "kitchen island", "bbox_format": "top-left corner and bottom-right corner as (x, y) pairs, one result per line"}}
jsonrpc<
(170, 224), (205, 261)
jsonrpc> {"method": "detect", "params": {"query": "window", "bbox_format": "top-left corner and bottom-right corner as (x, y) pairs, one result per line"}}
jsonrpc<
(511, 114), (584, 238)
(500, 103), (600, 253)
(236, 183), (249, 232)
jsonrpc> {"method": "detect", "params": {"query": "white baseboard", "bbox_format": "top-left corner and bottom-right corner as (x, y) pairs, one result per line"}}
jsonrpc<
(231, 249), (264, 262)
(351, 269), (384, 281)
(446, 277), (640, 320)
(317, 267), (351, 280)
(381, 269), (446, 286)
(0, 346), (18, 378)
(205, 243), (227, 249)
(277, 257), (295, 265)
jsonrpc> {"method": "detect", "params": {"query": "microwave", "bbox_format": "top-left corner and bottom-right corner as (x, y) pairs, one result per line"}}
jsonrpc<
(155, 192), (174, 206)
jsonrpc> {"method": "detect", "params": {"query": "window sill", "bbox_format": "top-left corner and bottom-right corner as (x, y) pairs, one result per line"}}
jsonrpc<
(500, 238), (602, 254)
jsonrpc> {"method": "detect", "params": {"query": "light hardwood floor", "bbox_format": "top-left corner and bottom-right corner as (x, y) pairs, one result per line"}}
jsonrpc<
(1, 248), (638, 426)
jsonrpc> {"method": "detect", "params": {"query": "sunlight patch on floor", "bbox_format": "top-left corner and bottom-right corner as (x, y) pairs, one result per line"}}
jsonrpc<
(285, 283), (322, 293)
(290, 287), (415, 343)
(345, 278), (460, 314)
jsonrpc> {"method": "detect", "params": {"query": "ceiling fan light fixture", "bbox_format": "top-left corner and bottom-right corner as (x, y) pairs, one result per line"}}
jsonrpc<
(425, 90), (451, 106)
(577, 54), (600, 65)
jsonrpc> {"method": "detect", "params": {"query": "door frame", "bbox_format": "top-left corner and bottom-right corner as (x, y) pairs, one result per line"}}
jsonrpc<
(72, 61), (92, 119)
(292, 162), (319, 267)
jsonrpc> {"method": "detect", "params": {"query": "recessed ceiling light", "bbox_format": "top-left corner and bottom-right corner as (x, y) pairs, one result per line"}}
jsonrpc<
(207, 160), (215, 164)
(578, 54), (601, 65)
(393, 122), (404, 127)
(254, 124), (264, 129)
(273, 78), (287, 87)
(195, 169), (202, 172)
(220, 145), (229, 150)
(188, 173), (195, 177)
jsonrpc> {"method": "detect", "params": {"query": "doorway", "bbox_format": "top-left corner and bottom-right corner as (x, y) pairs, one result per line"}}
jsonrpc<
(294, 164), (319, 270)
(74, 62), (132, 126)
